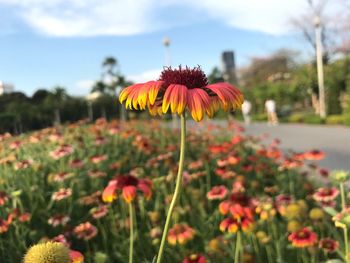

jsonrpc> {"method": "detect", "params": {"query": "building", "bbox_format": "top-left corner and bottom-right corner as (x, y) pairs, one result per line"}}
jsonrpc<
(221, 51), (237, 84)
(0, 81), (14, 95)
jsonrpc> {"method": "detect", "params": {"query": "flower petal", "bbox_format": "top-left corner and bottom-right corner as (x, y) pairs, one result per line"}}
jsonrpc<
(187, 89), (210, 122)
(102, 180), (118, 203)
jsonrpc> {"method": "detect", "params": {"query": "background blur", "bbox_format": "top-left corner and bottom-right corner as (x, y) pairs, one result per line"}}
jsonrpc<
(0, 0), (350, 133)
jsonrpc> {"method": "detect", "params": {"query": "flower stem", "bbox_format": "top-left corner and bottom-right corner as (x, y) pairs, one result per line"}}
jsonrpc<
(340, 182), (349, 262)
(129, 202), (134, 263)
(234, 231), (242, 263)
(156, 113), (186, 263)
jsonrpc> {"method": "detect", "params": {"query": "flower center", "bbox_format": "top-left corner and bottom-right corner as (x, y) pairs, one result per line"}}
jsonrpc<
(159, 66), (208, 89)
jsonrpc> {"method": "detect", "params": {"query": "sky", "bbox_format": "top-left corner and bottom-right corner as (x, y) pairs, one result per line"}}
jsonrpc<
(0, 0), (343, 96)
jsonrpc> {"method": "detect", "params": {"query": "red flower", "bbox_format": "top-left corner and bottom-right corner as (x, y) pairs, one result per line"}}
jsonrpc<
(183, 254), (206, 263)
(207, 185), (228, 200)
(288, 228), (318, 248)
(74, 222), (98, 241)
(313, 187), (339, 203)
(275, 194), (294, 216)
(319, 238), (339, 253)
(0, 192), (9, 206)
(167, 223), (195, 246)
(304, 150), (325, 161)
(219, 193), (255, 215)
(119, 66), (243, 122)
(220, 205), (254, 233)
(102, 175), (152, 203)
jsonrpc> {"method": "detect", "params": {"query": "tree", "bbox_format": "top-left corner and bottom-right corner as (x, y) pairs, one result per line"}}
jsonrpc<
(46, 86), (68, 126)
(208, 67), (224, 84)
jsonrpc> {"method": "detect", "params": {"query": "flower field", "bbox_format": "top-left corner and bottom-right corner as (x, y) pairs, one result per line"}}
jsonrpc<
(0, 118), (349, 263)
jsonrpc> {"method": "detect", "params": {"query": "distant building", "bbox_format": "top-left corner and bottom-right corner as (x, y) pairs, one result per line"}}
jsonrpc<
(221, 51), (237, 84)
(0, 81), (14, 95)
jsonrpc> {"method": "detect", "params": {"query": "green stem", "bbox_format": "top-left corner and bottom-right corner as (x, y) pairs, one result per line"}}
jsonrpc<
(340, 182), (349, 262)
(129, 202), (134, 263)
(156, 113), (186, 263)
(234, 231), (241, 263)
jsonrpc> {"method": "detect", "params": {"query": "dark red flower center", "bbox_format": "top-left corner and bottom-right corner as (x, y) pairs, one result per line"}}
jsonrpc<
(159, 66), (208, 89)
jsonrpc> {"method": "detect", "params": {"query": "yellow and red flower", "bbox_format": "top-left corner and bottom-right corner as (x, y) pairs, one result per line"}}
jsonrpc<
(220, 205), (254, 233)
(102, 175), (152, 203)
(288, 228), (318, 248)
(70, 250), (84, 263)
(183, 254), (206, 263)
(167, 223), (195, 246)
(119, 66), (243, 122)
(219, 193), (255, 215)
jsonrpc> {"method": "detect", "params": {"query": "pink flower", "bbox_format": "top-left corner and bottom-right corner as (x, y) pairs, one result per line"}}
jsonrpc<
(207, 186), (228, 200)
(52, 188), (72, 201)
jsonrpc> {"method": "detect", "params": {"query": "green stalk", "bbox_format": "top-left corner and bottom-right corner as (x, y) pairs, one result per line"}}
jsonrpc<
(340, 182), (349, 262)
(234, 231), (242, 263)
(129, 202), (134, 263)
(156, 113), (186, 263)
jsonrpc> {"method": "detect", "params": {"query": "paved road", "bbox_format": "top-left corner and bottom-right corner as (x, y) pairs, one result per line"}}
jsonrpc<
(241, 123), (350, 171)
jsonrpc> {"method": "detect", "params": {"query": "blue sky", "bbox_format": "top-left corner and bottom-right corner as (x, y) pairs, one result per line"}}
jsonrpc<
(0, 0), (340, 96)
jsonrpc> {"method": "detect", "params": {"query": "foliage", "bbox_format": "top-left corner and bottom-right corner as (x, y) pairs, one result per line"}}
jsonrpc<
(0, 120), (347, 262)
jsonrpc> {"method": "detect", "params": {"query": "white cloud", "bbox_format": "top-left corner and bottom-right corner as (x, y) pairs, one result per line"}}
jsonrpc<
(74, 79), (95, 96)
(128, 69), (162, 83)
(0, 0), (346, 36)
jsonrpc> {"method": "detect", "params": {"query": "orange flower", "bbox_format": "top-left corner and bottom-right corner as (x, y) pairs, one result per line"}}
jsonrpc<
(219, 193), (255, 215)
(167, 223), (195, 246)
(288, 228), (318, 248)
(119, 66), (243, 122)
(303, 150), (325, 161)
(102, 175), (152, 203)
(70, 250), (84, 263)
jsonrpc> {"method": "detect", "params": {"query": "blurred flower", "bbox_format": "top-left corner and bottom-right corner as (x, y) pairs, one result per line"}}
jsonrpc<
(288, 228), (318, 248)
(90, 154), (108, 164)
(287, 220), (302, 232)
(256, 231), (271, 244)
(219, 193), (255, 215)
(167, 223), (195, 246)
(255, 198), (276, 221)
(14, 159), (33, 170)
(9, 140), (22, 150)
(50, 172), (74, 182)
(74, 222), (98, 241)
(52, 188), (72, 201)
(309, 208), (325, 221)
(48, 214), (70, 227)
(90, 205), (108, 219)
(220, 205), (254, 233)
(119, 66), (243, 122)
(102, 175), (152, 203)
(69, 159), (84, 169)
(332, 207), (350, 227)
(87, 170), (107, 179)
(0, 218), (10, 233)
(50, 145), (74, 159)
(52, 234), (70, 247)
(207, 185), (228, 200)
(313, 187), (339, 203)
(207, 236), (227, 254)
(303, 150), (325, 161)
(331, 170), (350, 183)
(319, 238), (339, 253)
(182, 254), (206, 263)
(0, 191), (9, 206)
(78, 191), (101, 206)
(70, 250), (84, 263)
